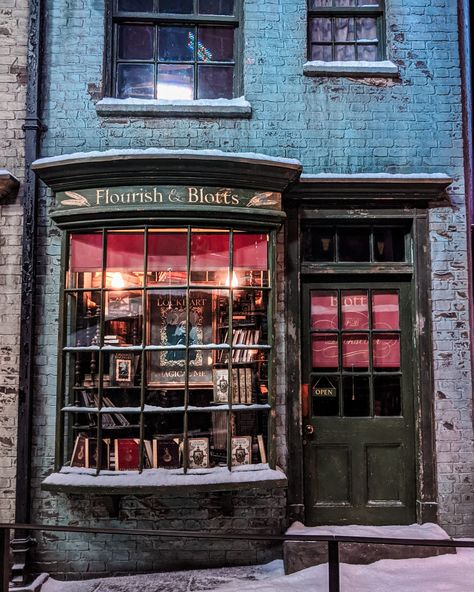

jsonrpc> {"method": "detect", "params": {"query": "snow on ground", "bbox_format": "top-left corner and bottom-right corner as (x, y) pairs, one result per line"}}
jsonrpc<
(40, 549), (474, 592)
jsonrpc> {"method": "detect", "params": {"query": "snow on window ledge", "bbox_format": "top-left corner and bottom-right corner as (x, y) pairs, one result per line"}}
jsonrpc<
(41, 464), (287, 494)
(96, 96), (252, 118)
(303, 60), (399, 78)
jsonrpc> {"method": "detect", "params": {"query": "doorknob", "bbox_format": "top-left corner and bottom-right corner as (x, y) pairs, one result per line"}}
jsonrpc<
(305, 424), (314, 435)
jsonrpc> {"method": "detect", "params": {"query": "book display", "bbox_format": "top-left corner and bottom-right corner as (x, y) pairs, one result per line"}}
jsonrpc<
(63, 229), (272, 473)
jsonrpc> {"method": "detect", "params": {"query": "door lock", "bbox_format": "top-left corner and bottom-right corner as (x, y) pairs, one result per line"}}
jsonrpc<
(304, 424), (314, 435)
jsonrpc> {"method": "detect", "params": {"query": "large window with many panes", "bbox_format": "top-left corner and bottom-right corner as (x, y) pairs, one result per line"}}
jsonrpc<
(109, 0), (240, 100)
(60, 228), (274, 473)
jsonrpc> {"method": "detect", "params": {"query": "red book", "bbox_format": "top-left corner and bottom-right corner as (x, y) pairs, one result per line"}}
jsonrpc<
(114, 438), (140, 471)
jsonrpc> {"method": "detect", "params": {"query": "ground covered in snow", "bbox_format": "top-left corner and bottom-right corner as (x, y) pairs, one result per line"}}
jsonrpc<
(41, 549), (474, 592)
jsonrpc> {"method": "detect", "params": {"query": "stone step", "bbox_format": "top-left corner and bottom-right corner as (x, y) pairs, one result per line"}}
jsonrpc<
(283, 522), (456, 574)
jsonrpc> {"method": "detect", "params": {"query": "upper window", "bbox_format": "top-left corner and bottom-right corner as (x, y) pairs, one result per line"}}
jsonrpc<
(110, 0), (239, 100)
(308, 0), (385, 62)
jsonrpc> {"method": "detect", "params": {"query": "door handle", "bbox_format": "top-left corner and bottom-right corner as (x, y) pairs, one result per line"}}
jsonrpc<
(304, 424), (314, 435)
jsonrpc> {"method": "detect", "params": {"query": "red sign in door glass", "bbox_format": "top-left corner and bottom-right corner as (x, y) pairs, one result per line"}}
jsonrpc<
(312, 334), (338, 368)
(372, 291), (399, 330)
(373, 334), (400, 368)
(341, 291), (369, 330)
(311, 291), (338, 330)
(342, 334), (369, 368)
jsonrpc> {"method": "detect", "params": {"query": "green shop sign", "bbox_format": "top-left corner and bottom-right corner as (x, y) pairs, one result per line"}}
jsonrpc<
(56, 186), (282, 211)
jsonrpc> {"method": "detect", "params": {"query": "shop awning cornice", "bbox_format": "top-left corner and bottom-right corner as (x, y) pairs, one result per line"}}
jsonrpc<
(32, 149), (303, 193)
(0, 169), (20, 199)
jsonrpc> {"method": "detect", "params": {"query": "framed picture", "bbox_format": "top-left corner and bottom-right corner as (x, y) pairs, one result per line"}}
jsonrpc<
(188, 437), (209, 469)
(231, 436), (252, 466)
(148, 290), (214, 387)
(112, 352), (135, 387)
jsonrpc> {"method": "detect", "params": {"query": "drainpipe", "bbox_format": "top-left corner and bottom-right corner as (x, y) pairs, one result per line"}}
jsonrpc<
(11, 0), (46, 586)
(458, 1), (473, 426)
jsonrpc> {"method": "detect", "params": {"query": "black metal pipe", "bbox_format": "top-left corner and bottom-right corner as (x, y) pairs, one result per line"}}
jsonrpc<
(327, 541), (340, 592)
(1, 528), (9, 592)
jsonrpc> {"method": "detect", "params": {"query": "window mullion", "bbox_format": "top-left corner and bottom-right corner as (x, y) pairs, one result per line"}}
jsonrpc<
(183, 226), (192, 474)
(227, 228), (234, 472)
(95, 229), (107, 476)
(138, 228), (148, 472)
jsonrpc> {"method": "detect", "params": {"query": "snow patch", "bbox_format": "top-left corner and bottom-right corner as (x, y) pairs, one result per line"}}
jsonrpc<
(301, 172), (451, 180)
(97, 96), (251, 107)
(304, 60), (397, 69)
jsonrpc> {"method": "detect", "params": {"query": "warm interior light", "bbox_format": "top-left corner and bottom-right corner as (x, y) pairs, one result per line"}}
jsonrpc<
(110, 272), (125, 289)
(225, 271), (239, 288)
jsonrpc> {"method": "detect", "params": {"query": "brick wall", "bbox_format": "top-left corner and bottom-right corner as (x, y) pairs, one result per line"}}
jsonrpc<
(0, 0), (27, 523)
(28, 0), (473, 575)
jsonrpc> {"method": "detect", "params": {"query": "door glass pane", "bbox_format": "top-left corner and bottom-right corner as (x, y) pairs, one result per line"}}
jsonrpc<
(198, 27), (234, 62)
(199, 0), (234, 15)
(373, 334), (400, 370)
(118, 25), (154, 60)
(197, 65), (233, 99)
(374, 228), (406, 262)
(372, 291), (399, 330)
(374, 376), (401, 416)
(157, 64), (194, 100)
(339, 228), (370, 261)
(159, 0), (193, 13)
(312, 334), (339, 370)
(117, 64), (154, 99)
(311, 291), (338, 330)
(312, 376), (339, 416)
(159, 26), (194, 61)
(303, 228), (335, 262)
(342, 333), (369, 370)
(341, 290), (368, 330)
(343, 376), (369, 416)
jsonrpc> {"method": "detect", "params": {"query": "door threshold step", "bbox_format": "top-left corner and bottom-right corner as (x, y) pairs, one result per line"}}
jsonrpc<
(283, 522), (455, 574)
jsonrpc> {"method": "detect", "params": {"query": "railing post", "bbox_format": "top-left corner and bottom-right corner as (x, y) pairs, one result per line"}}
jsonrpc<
(327, 540), (340, 592)
(1, 527), (10, 592)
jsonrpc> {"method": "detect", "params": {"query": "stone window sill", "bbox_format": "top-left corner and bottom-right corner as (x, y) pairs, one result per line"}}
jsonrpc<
(303, 60), (399, 78)
(96, 97), (252, 118)
(41, 464), (287, 495)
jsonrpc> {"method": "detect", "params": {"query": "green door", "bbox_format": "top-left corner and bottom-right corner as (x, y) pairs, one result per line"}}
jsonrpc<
(302, 281), (416, 525)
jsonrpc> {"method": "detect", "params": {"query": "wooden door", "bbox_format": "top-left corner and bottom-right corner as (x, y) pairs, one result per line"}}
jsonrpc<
(302, 281), (416, 525)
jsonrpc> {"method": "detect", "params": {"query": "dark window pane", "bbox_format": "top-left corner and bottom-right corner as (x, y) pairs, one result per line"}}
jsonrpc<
(343, 376), (369, 416)
(310, 18), (332, 42)
(159, 26), (194, 62)
(335, 18), (354, 42)
(303, 228), (335, 261)
(335, 44), (356, 61)
(157, 64), (194, 99)
(197, 65), (233, 99)
(199, 0), (234, 15)
(374, 228), (406, 261)
(159, 0), (193, 13)
(338, 228), (370, 261)
(312, 376), (339, 416)
(117, 64), (154, 99)
(312, 334), (339, 371)
(198, 27), (234, 62)
(374, 376), (401, 416)
(118, 0), (153, 11)
(342, 333), (369, 370)
(311, 45), (332, 61)
(356, 17), (378, 41)
(358, 45), (377, 61)
(118, 25), (154, 60)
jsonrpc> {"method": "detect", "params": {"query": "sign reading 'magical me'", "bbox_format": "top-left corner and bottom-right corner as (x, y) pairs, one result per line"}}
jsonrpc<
(55, 186), (282, 211)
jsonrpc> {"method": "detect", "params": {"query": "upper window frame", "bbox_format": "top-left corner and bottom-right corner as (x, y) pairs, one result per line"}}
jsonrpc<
(104, 0), (243, 101)
(307, 0), (386, 63)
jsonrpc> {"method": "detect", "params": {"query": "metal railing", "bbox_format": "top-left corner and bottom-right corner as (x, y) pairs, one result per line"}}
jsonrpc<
(1, 522), (473, 592)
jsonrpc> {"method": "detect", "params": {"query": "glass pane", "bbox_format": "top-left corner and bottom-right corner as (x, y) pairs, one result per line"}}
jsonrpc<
(197, 65), (233, 99)
(356, 17), (378, 41)
(311, 45), (332, 61)
(338, 228), (371, 261)
(372, 291), (399, 330)
(358, 44), (377, 61)
(233, 233), (268, 287)
(232, 409), (268, 460)
(374, 376), (401, 416)
(159, 0), (193, 13)
(312, 334), (339, 370)
(374, 228), (406, 262)
(68, 233), (102, 289)
(145, 413), (184, 468)
(311, 291), (338, 330)
(159, 26), (194, 62)
(198, 27), (234, 62)
(187, 414), (214, 467)
(66, 291), (101, 347)
(118, 0), (153, 11)
(104, 290), (143, 346)
(199, 0), (234, 15)
(117, 63), (154, 99)
(104, 351), (142, 392)
(106, 232), (144, 287)
(358, 0), (379, 4)
(343, 376), (369, 416)
(335, 0), (356, 5)
(118, 25), (154, 60)
(190, 290), (224, 345)
(341, 290), (369, 330)
(335, 44), (356, 61)
(342, 333), (369, 370)
(147, 289), (187, 346)
(335, 18), (354, 42)
(148, 230), (187, 285)
(190, 232), (229, 280)
(232, 289), (269, 348)
(310, 18), (332, 42)
(373, 334), (400, 370)
(312, 376), (339, 416)
(187, 348), (216, 386)
(310, 0), (332, 6)
(157, 64), (194, 99)
(303, 228), (335, 262)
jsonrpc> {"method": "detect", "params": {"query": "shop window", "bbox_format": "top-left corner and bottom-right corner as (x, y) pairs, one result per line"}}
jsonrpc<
(62, 228), (272, 473)
(109, 0), (239, 100)
(308, 0), (385, 62)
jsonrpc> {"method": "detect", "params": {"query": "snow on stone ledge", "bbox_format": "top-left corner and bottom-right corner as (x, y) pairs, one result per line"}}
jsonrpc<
(96, 96), (252, 118)
(300, 172), (452, 184)
(303, 60), (399, 77)
(33, 148), (301, 168)
(42, 464), (288, 494)
(286, 521), (451, 540)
